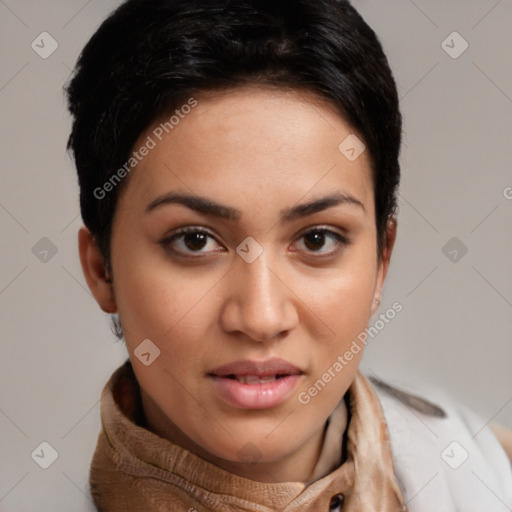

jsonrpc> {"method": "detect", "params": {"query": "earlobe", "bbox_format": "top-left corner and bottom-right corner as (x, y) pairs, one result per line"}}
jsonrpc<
(78, 226), (117, 313)
(370, 296), (381, 316)
(371, 218), (397, 315)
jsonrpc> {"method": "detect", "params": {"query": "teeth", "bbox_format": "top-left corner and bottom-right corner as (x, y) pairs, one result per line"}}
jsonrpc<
(235, 375), (278, 384)
(259, 375), (278, 383)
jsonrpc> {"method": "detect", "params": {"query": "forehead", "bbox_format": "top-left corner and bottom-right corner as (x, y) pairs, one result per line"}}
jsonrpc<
(120, 86), (374, 219)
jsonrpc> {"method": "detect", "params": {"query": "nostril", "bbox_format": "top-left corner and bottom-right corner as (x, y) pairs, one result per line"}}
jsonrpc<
(328, 493), (345, 511)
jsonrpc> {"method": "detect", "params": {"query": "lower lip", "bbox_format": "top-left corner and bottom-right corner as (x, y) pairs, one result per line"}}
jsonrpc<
(209, 375), (302, 410)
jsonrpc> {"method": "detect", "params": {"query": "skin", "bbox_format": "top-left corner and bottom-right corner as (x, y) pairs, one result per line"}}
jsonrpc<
(79, 85), (398, 484)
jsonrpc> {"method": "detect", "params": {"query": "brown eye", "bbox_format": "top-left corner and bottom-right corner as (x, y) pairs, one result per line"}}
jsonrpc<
(295, 228), (349, 256)
(303, 231), (327, 251)
(160, 227), (223, 256)
(182, 232), (208, 251)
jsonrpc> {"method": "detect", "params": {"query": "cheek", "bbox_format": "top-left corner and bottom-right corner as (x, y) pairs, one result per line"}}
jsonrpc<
(296, 268), (375, 411)
(112, 249), (222, 358)
(299, 248), (377, 388)
(327, 272), (375, 335)
(307, 253), (377, 334)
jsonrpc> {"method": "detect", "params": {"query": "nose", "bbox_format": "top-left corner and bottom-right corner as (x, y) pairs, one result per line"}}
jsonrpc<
(219, 251), (299, 343)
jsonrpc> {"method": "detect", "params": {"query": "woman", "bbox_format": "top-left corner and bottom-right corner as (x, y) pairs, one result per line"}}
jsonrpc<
(65, 0), (512, 510)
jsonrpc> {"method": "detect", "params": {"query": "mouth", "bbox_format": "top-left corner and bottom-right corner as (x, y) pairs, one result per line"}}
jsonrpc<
(207, 358), (303, 410)
(221, 374), (292, 384)
(208, 357), (303, 379)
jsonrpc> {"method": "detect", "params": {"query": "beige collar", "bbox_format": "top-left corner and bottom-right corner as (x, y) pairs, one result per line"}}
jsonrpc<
(90, 360), (407, 511)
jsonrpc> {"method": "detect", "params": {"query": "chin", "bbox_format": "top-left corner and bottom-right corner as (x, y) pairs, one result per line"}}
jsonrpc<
(200, 433), (297, 465)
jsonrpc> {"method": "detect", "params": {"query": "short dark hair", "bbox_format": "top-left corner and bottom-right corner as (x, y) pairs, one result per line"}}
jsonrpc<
(65, 0), (402, 337)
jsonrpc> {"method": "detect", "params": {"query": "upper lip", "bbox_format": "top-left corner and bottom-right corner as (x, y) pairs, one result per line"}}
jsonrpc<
(208, 357), (303, 377)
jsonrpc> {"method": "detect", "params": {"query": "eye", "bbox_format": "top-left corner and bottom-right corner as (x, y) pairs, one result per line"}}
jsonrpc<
(159, 225), (350, 258)
(293, 227), (350, 256)
(159, 226), (223, 256)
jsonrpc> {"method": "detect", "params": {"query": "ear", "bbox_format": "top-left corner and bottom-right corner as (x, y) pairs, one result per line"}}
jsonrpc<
(78, 226), (117, 313)
(371, 217), (397, 316)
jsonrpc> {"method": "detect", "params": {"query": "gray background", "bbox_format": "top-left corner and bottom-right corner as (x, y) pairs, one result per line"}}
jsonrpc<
(0, 0), (511, 510)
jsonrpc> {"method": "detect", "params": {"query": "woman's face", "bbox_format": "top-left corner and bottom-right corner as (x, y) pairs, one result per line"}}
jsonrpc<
(104, 86), (393, 478)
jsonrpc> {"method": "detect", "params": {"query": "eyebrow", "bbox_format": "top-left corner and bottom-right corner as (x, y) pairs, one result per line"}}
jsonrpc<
(145, 191), (365, 223)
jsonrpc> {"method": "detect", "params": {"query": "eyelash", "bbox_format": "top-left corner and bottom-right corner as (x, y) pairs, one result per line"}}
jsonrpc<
(159, 225), (351, 259)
